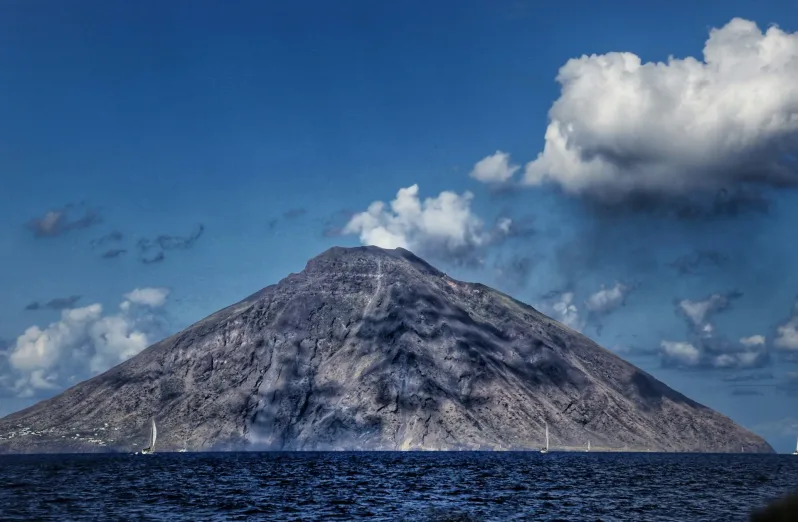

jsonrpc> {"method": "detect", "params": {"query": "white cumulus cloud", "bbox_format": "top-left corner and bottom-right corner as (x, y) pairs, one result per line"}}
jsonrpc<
(740, 335), (766, 347)
(469, 151), (520, 183)
(550, 291), (583, 331)
(343, 184), (510, 262)
(677, 292), (740, 331)
(660, 341), (701, 367)
(4, 288), (169, 397)
(123, 287), (170, 308)
(522, 18), (798, 203)
(585, 282), (630, 314)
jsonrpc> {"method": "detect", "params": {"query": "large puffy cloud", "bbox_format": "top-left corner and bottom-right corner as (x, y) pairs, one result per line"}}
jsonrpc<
(660, 291), (768, 369)
(520, 18), (798, 203)
(4, 288), (170, 397)
(469, 151), (520, 184)
(343, 184), (512, 263)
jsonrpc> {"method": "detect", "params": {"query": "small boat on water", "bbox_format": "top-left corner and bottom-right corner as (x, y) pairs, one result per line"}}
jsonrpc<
(136, 419), (157, 455)
(540, 422), (549, 454)
(793, 435), (797, 456)
(586, 440), (591, 452)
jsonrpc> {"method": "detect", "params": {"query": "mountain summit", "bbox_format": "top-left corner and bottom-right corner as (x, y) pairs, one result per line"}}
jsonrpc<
(0, 246), (773, 453)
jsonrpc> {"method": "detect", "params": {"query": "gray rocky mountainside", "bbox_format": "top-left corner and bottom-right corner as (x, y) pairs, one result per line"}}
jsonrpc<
(0, 246), (773, 453)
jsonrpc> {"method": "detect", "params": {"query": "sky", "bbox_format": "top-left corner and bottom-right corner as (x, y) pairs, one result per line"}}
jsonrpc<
(1, 0), (797, 452)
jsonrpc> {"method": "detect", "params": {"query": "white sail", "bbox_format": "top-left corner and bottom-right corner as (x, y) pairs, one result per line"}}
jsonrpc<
(587, 440), (591, 452)
(794, 436), (797, 455)
(150, 419), (157, 451)
(539, 421), (549, 453)
(140, 418), (157, 454)
(545, 423), (549, 451)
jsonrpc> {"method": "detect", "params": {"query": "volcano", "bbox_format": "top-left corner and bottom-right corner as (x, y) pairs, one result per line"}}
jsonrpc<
(0, 246), (773, 453)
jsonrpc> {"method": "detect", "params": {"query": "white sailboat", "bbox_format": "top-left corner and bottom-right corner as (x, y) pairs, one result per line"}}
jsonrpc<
(540, 422), (549, 454)
(140, 419), (157, 455)
(793, 436), (797, 456)
(586, 440), (591, 452)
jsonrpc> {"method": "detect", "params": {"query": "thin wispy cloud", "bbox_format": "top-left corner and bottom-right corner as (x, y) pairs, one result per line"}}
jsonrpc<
(136, 224), (205, 264)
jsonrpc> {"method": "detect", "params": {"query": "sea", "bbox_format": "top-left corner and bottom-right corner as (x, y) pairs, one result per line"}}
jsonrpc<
(1, 451), (796, 521)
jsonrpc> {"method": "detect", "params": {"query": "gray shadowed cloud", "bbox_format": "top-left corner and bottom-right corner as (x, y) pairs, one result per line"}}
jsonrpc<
(659, 291), (770, 370)
(136, 224), (204, 264)
(90, 230), (124, 248)
(722, 371), (775, 383)
(543, 220), (655, 302)
(668, 250), (729, 276)
(492, 252), (540, 291)
(776, 373), (798, 396)
(267, 208), (309, 233)
(24, 295), (81, 312)
(320, 209), (357, 238)
(282, 208), (307, 220)
(580, 188), (772, 221)
(723, 372), (776, 397)
(731, 388), (765, 396)
(26, 204), (102, 238)
(101, 249), (127, 259)
(140, 251), (165, 265)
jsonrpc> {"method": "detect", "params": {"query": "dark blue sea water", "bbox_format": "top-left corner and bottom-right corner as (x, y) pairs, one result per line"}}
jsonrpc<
(1, 451), (796, 521)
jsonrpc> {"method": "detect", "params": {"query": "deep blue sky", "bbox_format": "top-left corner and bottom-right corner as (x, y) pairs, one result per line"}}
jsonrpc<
(1, 0), (797, 451)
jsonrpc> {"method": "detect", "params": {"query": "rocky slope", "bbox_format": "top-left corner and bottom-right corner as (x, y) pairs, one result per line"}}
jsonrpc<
(0, 246), (773, 453)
